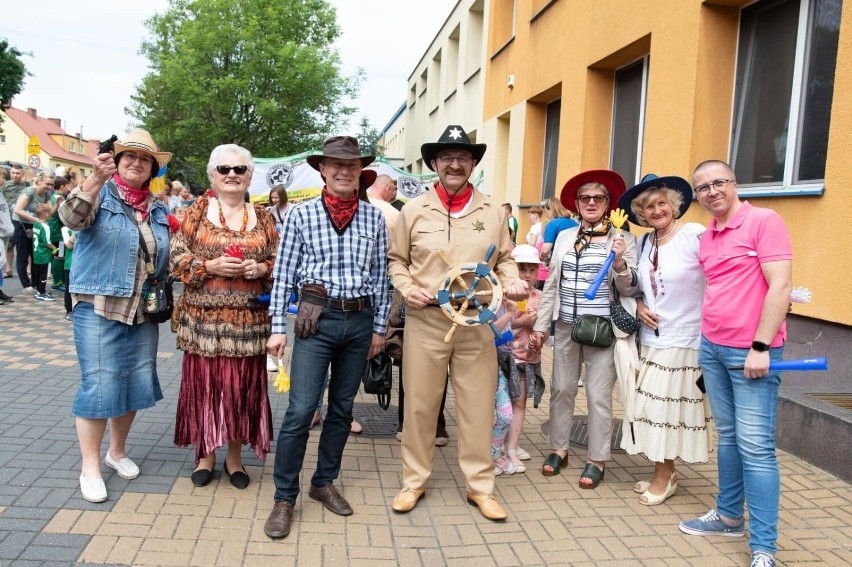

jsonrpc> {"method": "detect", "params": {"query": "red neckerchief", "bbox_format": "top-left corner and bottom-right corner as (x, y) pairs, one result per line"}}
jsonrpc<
(112, 174), (151, 220)
(434, 182), (473, 214)
(322, 186), (359, 234)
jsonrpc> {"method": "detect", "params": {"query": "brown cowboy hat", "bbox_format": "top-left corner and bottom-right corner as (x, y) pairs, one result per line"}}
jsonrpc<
(306, 136), (375, 171)
(560, 169), (627, 213)
(113, 129), (172, 170)
(420, 125), (487, 171)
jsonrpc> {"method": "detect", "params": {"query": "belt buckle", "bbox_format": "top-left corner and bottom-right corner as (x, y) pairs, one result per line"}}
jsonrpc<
(341, 298), (360, 312)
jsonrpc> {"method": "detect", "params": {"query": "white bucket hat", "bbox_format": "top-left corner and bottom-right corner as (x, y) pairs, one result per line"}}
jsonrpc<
(511, 244), (542, 265)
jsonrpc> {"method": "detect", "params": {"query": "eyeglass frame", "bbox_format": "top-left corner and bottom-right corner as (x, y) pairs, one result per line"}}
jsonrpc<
(436, 155), (473, 167)
(216, 165), (249, 175)
(694, 178), (733, 195)
(576, 194), (608, 204)
(121, 152), (155, 166)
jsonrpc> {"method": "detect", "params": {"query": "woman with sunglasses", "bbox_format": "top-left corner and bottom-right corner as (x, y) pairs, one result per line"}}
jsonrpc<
(530, 170), (637, 489)
(616, 174), (712, 505)
(170, 144), (279, 489)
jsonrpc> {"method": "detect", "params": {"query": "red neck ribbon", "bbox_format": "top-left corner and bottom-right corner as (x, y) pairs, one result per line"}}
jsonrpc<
(434, 182), (473, 214)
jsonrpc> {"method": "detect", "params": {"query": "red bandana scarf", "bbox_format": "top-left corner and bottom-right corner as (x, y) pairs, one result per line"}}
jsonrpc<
(322, 187), (359, 234)
(435, 182), (473, 214)
(112, 174), (152, 220)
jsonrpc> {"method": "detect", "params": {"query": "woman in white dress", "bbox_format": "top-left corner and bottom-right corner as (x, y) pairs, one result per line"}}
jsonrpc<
(617, 174), (713, 505)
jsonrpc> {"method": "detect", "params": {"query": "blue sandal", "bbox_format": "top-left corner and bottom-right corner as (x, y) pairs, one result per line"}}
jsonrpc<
(579, 463), (605, 489)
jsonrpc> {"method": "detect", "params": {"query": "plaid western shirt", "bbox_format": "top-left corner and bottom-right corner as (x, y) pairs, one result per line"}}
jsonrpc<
(269, 196), (390, 335)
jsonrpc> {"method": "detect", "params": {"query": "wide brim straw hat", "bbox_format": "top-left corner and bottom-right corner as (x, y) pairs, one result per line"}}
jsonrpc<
(113, 129), (172, 169)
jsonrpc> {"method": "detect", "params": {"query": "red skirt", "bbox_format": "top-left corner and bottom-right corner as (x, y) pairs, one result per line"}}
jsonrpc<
(175, 353), (272, 464)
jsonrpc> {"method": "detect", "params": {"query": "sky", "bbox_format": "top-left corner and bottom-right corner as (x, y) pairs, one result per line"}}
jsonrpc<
(2, 0), (457, 143)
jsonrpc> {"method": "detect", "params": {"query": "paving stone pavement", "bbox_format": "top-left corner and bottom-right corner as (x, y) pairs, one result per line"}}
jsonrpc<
(0, 277), (850, 566)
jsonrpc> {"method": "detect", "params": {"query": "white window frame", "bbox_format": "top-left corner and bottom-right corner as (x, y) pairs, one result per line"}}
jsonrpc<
(730, 0), (835, 196)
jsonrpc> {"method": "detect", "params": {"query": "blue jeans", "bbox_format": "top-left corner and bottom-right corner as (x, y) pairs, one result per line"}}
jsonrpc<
(272, 307), (373, 504)
(699, 335), (783, 555)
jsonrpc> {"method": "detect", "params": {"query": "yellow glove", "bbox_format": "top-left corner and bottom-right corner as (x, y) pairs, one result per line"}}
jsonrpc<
(273, 358), (290, 393)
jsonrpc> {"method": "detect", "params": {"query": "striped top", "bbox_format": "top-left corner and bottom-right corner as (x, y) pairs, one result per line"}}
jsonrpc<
(558, 242), (611, 323)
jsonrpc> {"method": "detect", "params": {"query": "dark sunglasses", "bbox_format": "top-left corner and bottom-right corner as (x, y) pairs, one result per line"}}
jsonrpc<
(216, 165), (248, 175)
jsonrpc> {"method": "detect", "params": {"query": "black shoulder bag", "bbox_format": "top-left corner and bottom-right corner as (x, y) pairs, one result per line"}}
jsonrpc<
(362, 352), (393, 410)
(108, 182), (174, 324)
(570, 244), (614, 348)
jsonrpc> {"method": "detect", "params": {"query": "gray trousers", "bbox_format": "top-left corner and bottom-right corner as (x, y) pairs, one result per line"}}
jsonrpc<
(549, 320), (616, 462)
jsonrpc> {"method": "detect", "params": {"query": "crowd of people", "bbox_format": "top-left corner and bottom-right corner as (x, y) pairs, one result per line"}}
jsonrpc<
(0, 121), (792, 567)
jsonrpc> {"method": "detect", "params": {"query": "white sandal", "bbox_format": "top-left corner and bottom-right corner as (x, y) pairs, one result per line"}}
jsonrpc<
(505, 449), (527, 473)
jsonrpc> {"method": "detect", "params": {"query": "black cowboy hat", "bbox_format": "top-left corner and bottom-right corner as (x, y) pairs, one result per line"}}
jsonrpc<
(617, 173), (693, 225)
(420, 125), (487, 171)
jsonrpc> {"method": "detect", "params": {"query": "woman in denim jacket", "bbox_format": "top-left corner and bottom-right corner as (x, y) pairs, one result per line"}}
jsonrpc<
(59, 129), (172, 504)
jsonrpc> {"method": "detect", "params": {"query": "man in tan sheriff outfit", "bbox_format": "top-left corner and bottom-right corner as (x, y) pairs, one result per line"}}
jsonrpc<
(387, 125), (528, 520)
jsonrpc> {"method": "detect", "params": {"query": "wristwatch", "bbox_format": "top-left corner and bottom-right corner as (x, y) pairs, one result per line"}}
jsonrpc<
(751, 340), (769, 352)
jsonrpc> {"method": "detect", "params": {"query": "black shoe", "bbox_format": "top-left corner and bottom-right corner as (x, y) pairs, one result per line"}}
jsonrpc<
(0, 291), (13, 302)
(190, 468), (214, 487)
(224, 462), (250, 489)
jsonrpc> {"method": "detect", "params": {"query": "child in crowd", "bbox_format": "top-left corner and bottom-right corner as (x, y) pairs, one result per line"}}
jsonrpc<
(31, 203), (58, 301)
(492, 299), (518, 476)
(61, 225), (75, 320)
(49, 176), (70, 291)
(503, 245), (545, 472)
(173, 205), (188, 224)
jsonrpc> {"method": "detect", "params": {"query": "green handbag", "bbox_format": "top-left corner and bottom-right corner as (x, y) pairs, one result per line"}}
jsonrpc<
(570, 314), (614, 348)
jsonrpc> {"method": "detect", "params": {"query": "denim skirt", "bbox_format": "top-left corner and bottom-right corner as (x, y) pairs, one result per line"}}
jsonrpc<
(71, 301), (164, 419)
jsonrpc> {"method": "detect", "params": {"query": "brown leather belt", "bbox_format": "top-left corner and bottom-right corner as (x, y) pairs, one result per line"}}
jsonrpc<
(302, 294), (372, 312)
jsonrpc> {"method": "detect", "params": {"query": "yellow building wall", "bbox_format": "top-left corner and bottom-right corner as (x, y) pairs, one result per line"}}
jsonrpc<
(482, 0), (852, 325)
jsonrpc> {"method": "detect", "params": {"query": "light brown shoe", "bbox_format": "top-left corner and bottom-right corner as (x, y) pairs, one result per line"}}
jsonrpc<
(391, 487), (425, 513)
(466, 491), (508, 521)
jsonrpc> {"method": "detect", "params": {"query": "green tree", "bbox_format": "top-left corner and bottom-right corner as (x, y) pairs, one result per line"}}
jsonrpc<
(356, 115), (381, 157)
(0, 39), (29, 133)
(130, 0), (361, 184)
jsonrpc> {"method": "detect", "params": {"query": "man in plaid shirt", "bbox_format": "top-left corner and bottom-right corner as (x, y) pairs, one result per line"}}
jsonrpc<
(264, 136), (389, 539)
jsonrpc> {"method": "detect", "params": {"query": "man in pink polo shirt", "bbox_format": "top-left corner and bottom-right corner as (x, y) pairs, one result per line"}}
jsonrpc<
(679, 160), (792, 567)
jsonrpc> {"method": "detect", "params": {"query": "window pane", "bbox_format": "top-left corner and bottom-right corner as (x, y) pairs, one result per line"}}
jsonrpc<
(611, 59), (644, 186)
(541, 99), (561, 200)
(731, 0), (800, 185)
(795, 0), (840, 183)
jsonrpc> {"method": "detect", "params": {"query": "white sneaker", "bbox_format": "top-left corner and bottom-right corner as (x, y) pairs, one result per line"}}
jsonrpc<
(104, 452), (140, 479)
(79, 474), (107, 503)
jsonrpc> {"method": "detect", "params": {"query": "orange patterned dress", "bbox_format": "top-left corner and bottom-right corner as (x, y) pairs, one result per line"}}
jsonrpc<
(169, 197), (280, 463)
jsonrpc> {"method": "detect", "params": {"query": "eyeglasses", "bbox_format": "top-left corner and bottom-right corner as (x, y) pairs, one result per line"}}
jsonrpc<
(122, 152), (154, 166)
(437, 155), (472, 167)
(577, 194), (608, 204)
(216, 165), (249, 175)
(694, 178), (733, 194)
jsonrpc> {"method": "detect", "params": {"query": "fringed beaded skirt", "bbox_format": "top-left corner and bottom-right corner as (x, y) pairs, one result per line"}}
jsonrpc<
(174, 353), (272, 464)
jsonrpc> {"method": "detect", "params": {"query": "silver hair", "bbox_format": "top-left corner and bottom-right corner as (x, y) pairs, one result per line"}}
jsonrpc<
(206, 144), (255, 180)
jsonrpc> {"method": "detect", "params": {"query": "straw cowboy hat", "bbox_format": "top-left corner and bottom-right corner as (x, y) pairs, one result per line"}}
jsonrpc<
(420, 125), (487, 171)
(617, 173), (694, 226)
(114, 129), (172, 169)
(306, 136), (376, 171)
(559, 169), (627, 213)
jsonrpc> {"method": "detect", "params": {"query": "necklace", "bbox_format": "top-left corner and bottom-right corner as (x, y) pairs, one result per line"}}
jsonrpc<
(654, 219), (679, 244)
(217, 198), (249, 232)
